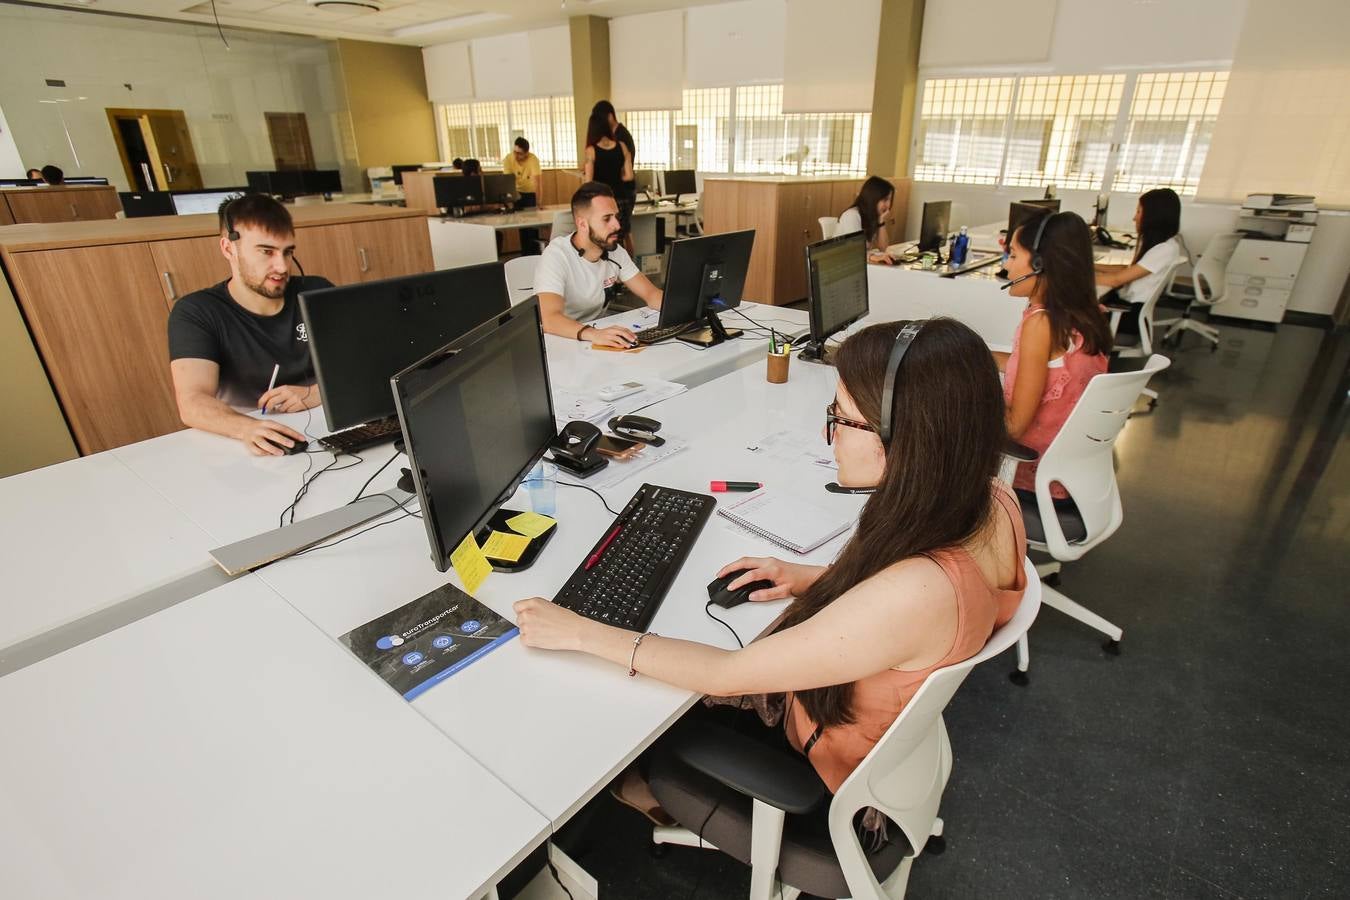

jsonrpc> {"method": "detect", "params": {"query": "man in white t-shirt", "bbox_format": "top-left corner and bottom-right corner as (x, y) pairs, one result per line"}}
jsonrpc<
(535, 182), (664, 348)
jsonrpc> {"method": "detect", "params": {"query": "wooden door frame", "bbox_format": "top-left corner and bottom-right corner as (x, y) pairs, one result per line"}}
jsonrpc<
(107, 109), (166, 191)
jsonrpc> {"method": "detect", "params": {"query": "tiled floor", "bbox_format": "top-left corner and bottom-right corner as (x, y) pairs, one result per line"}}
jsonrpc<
(558, 316), (1350, 899)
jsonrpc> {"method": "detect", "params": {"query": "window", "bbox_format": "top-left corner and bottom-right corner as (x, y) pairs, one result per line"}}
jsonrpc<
(913, 71), (1226, 196)
(436, 96), (577, 168)
(470, 101), (509, 163)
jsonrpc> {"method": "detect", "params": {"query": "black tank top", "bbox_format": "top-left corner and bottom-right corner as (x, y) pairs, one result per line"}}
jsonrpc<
(592, 142), (625, 190)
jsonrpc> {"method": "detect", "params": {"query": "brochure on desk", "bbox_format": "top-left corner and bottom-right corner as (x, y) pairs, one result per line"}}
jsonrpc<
(340, 583), (517, 701)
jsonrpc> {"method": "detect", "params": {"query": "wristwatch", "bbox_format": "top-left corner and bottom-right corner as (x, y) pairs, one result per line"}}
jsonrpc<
(576, 324), (592, 341)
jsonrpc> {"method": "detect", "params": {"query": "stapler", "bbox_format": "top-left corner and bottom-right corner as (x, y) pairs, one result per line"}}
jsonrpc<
(549, 421), (609, 478)
(609, 414), (665, 447)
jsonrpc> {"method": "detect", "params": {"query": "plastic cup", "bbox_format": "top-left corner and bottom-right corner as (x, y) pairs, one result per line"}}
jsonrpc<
(525, 462), (558, 516)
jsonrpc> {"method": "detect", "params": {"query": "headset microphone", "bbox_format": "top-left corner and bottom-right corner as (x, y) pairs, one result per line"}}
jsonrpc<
(825, 482), (876, 495)
(999, 270), (1037, 291)
(999, 212), (1052, 291)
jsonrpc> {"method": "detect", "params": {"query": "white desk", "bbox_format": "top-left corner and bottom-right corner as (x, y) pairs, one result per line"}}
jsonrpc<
(445, 200), (698, 233)
(0, 452), (217, 655)
(0, 576), (549, 900)
(864, 264), (1026, 353)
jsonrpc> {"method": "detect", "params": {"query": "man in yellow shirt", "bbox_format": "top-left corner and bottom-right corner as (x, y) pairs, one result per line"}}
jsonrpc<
(503, 136), (543, 252)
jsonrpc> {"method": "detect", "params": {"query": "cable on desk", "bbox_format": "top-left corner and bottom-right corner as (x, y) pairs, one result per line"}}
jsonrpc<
(352, 448), (401, 503)
(558, 480), (619, 516)
(705, 600), (744, 649)
(288, 494), (420, 558)
(279, 451), (363, 527)
(546, 861), (575, 900)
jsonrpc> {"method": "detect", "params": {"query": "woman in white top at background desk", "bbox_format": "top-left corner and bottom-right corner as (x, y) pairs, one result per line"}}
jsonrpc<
(1094, 188), (1183, 334)
(834, 176), (897, 265)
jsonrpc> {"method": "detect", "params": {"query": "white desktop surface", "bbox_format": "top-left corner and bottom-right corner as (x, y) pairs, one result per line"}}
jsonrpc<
(0, 576), (549, 900)
(863, 264), (1026, 353)
(0, 453), (216, 652)
(256, 361), (864, 825)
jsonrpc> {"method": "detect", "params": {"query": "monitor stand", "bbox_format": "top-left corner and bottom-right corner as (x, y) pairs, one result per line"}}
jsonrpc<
(676, 270), (743, 347)
(677, 311), (741, 347)
(795, 339), (833, 365)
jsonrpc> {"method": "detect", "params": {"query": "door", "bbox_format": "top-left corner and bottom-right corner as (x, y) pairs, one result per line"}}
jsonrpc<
(675, 125), (698, 170)
(266, 113), (316, 171)
(114, 117), (156, 191)
(107, 108), (204, 192)
(146, 112), (204, 191)
(6, 244), (184, 452)
(149, 237), (231, 309)
(291, 223), (365, 286)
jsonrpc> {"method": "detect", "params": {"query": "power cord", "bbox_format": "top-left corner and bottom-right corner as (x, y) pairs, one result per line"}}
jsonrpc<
(278, 450), (362, 527)
(352, 448), (401, 503)
(704, 600), (744, 649)
(558, 480), (619, 515)
(289, 494), (420, 558)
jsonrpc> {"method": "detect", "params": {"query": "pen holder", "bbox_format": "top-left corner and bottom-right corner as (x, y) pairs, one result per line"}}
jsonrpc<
(766, 350), (790, 384)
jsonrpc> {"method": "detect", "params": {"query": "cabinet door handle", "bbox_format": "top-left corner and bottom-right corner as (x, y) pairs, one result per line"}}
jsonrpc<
(357, 247), (370, 273)
(163, 272), (178, 299)
(163, 163), (173, 186)
(70, 203), (79, 218)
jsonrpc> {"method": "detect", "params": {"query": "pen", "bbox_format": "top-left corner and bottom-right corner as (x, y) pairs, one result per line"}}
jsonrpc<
(770, 328), (778, 354)
(260, 363), (279, 414)
(710, 481), (762, 492)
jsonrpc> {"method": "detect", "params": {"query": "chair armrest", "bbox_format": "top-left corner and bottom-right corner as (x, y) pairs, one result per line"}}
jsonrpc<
(1102, 296), (1134, 311)
(1003, 440), (1038, 462)
(667, 721), (826, 815)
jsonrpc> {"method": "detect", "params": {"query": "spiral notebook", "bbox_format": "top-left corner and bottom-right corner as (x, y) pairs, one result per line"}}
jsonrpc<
(716, 491), (855, 555)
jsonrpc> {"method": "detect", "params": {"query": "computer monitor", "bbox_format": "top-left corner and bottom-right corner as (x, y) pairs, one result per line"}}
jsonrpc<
(1006, 201), (1052, 249)
(119, 191), (176, 218)
(1020, 198), (1061, 213)
(0, 178), (38, 186)
(246, 170), (306, 198)
(481, 173), (517, 205)
(801, 231), (869, 361)
(433, 174), (483, 210)
(245, 171), (274, 193)
(656, 229), (755, 346)
(918, 200), (952, 254)
(662, 169), (696, 199)
(302, 169), (342, 196)
(633, 170), (657, 194)
(391, 165), (421, 186)
(391, 297), (557, 574)
(64, 177), (109, 185)
(299, 261), (511, 433)
(170, 188), (246, 216)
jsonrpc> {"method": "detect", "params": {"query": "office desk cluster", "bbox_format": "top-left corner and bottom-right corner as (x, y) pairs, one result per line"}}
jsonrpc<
(0, 272), (1025, 898)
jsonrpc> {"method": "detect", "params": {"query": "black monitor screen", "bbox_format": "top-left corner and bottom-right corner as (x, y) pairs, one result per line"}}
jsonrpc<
(64, 177), (109, 185)
(807, 231), (869, 344)
(663, 169), (696, 196)
(392, 299), (556, 573)
(633, 170), (657, 193)
(303, 169), (342, 195)
(918, 200), (951, 252)
(392, 165), (421, 186)
(434, 175), (483, 207)
(0, 178), (38, 186)
(299, 262), (511, 432)
(482, 173), (517, 204)
(1007, 202), (1052, 248)
(1020, 198), (1061, 213)
(119, 191), (176, 218)
(245, 171), (273, 193)
(659, 229), (756, 327)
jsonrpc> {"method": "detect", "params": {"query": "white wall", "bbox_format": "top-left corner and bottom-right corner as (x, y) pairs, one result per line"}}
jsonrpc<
(0, 5), (358, 191)
(0, 104), (23, 176)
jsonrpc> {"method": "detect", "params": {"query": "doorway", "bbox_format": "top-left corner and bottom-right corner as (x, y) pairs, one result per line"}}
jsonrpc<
(675, 124), (698, 170)
(265, 112), (316, 171)
(106, 108), (204, 191)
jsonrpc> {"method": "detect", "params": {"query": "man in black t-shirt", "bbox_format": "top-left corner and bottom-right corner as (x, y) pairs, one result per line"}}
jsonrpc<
(167, 193), (333, 455)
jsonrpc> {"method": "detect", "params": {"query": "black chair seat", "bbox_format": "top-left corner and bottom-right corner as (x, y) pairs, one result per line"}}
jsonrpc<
(649, 750), (909, 900)
(1016, 488), (1087, 544)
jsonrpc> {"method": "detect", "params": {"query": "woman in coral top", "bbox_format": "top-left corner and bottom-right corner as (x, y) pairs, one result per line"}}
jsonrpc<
(997, 211), (1113, 498)
(515, 318), (1028, 804)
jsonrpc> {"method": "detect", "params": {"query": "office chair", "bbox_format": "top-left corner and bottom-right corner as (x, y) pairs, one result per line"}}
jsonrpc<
(1156, 233), (1239, 351)
(1105, 257), (1183, 408)
(646, 562), (1042, 900)
(818, 216), (839, 240)
(543, 209), (574, 252)
(1011, 355), (1170, 682)
(503, 255), (540, 306)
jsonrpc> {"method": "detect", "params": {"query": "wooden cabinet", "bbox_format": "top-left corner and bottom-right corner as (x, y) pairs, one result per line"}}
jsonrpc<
(0, 201), (13, 227)
(2, 186), (121, 224)
(0, 204), (434, 454)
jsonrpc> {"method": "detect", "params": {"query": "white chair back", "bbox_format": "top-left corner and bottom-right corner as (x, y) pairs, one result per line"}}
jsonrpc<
(1132, 257), (1186, 355)
(1031, 355), (1170, 560)
(1192, 232), (1240, 308)
(503, 255), (540, 305)
(818, 216), (839, 240)
(550, 209), (574, 238)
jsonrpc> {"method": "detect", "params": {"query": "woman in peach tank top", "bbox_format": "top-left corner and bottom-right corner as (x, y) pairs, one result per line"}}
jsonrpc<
(995, 212), (1112, 497)
(515, 318), (1027, 805)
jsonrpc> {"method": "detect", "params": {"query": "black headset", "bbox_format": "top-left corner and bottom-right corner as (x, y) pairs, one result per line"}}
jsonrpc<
(878, 320), (925, 445)
(223, 195), (305, 277)
(1000, 212), (1053, 291)
(571, 229), (611, 262)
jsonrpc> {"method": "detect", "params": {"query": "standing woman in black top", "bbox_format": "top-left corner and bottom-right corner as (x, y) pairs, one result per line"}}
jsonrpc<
(585, 104), (635, 251)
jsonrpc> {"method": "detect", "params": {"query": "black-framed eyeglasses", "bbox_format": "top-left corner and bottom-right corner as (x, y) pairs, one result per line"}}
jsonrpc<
(825, 401), (876, 446)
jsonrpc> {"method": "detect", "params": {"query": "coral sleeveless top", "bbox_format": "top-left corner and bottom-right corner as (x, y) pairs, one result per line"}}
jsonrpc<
(784, 482), (1028, 793)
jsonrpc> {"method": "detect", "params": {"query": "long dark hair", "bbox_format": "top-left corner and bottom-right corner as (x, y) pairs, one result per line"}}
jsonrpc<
(1133, 187), (1181, 263)
(585, 110), (614, 149)
(1013, 211), (1112, 356)
(778, 319), (1007, 729)
(847, 176), (894, 242)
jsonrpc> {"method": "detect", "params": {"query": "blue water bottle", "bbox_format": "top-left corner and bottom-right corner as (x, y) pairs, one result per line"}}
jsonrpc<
(951, 225), (970, 267)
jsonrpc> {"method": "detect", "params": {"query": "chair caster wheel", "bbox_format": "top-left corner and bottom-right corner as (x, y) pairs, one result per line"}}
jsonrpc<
(1102, 639), (1121, 656)
(924, 835), (946, 855)
(1009, 670), (1029, 686)
(1210, 343), (1219, 353)
(1042, 572), (1060, 587)
(649, 842), (670, 859)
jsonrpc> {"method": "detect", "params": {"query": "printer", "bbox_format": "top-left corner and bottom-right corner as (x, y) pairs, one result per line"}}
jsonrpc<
(1210, 193), (1318, 325)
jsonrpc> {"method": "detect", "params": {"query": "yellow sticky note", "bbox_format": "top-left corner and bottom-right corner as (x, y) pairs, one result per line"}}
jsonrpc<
(506, 512), (557, 539)
(450, 532), (491, 596)
(482, 530), (531, 563)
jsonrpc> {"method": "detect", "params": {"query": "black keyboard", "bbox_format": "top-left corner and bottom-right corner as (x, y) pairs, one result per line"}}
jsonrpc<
(554, 484), (714, 631)
(319, 416), (401, 455)
(635, 321), (696, 345)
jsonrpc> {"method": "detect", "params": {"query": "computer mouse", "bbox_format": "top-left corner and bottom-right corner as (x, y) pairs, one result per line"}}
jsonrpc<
(707, 570), (775, 609)
(263, 436), (308, 455)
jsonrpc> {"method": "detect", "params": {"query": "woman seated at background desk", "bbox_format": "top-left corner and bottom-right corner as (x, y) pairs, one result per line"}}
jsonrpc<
(515, 318), (1026, 814)
(996, 211), (1112, 496)
(835, 175), (896, 265)
(1094, 187), (1183, 333)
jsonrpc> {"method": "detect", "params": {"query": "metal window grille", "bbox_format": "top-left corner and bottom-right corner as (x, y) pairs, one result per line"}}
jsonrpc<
(674, 88), (731, 173)
(622, 110), (673, 170)
(913, 77), (1015, 184)
(469, 101), (509, 163)
(1114, 71), (1227, 195)
(550, 96), (578, 168)
(438, 97), (580, 168)
(508, 97), (554, 166)
(439, 103), (474, 161)
(1002, 75), (1125, 190)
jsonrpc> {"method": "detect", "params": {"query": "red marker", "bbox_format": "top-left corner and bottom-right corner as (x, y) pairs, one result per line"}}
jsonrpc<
(585, 524), (623, 570)
(710, 481), (762, 493)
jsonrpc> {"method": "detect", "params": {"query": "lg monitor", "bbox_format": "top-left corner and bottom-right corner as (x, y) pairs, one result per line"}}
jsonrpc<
(801, 231), (869, 362)
(298, 262), (511, 433)
(918, 200), (952, 255)
(433, 174), (483, 210)
(657, 229), (756, 346)
(171, 188), (246, 216)
(662, 169), (696, 199)
(302, 169), (342, 196)
(119, 191), (176, 218)
(391, 164), (421, 186)
(481, 173), (518, 205)
(391, 297), (557, 574)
